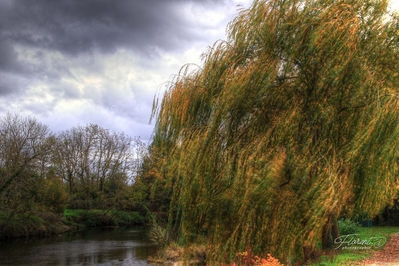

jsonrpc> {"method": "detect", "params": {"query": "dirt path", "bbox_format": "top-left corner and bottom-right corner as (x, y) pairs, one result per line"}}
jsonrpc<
(361, 232), (399, 265)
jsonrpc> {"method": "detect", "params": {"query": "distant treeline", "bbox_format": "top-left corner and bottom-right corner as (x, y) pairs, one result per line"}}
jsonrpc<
(0, 113), (150, 237)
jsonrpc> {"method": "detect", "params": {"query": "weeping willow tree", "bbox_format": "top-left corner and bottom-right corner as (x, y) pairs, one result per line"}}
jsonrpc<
(149, 0), (399, 263)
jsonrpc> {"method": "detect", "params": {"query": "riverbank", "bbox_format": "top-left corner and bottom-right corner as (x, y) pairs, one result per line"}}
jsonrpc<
(146, 226), (399, 265)
(0, 209), (147, 240)
(147, 242), (206, 265)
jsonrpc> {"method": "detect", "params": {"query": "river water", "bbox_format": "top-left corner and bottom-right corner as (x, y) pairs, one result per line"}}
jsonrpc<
(0, 227), (159, 265)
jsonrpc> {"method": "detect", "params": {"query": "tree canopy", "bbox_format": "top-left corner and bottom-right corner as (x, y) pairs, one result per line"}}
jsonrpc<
(0, 114), (146, 216)
(149, 0), (399, 263)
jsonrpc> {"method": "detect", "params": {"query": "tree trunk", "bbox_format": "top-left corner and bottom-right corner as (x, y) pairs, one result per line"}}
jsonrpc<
(322, 213), (339, 249)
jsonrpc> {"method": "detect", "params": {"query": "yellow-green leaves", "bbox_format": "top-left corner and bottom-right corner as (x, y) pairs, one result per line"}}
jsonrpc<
(149, 0), (399, 263)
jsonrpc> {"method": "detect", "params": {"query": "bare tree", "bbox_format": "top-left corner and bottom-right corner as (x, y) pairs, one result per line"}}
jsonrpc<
(0, 114), (52, 232)
(52, 124), (143, 196)
(0, 113), (51, 195)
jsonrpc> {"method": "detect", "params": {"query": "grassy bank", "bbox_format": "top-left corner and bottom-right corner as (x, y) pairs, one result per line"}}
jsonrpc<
(0, 210), (69, 239)
(0, 209), (147, 240)
(308, 226), (399, 265)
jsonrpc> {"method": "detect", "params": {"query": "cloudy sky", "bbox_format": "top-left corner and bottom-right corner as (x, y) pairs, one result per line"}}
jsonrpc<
(0, 0), (398, 143)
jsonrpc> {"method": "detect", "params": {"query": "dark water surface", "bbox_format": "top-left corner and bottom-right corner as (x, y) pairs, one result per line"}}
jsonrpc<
(0, 227), (158, 265)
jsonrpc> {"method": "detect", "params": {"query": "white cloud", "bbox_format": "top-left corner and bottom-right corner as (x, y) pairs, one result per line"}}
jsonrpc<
(2, 1), (250, 139)
(390, 0), (399, 12)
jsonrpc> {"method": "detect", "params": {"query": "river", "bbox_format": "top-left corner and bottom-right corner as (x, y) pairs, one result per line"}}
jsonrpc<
(0, 227), (159, 265)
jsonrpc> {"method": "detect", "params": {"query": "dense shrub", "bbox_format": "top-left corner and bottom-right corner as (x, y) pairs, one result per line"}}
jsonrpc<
(63, 209), (146, 228)
(338, 219), (360, 235)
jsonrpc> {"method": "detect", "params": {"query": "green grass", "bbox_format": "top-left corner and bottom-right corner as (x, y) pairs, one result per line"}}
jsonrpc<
(356, 226), (399, 237)
(308, 226), (399, 265)
(310, 252), (370, 266)
(63, 209), (86, 216)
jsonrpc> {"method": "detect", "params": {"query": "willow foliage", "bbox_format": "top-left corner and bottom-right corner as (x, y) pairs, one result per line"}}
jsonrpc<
(150, 0), (399, 263)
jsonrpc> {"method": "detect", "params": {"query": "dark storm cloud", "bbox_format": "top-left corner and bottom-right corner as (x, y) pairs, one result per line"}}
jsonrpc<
(0, 41), (15, 71)
(0, 74), (16, 95)
(0, 0), (224, 57)
(0, 72), (29, 95)
(0, 0), (229, 140)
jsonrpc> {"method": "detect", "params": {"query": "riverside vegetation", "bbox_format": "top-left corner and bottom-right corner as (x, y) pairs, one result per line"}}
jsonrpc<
(0, 114), (150, 239)
(1, 0), (399, 265)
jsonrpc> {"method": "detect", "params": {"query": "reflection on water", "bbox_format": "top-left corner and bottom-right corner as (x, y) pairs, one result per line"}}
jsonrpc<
(0, 227), (158, 265)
